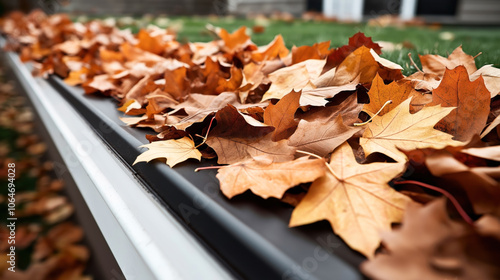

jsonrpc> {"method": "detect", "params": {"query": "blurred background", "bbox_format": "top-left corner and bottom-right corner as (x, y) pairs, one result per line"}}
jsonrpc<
(1, 0), (499, 25)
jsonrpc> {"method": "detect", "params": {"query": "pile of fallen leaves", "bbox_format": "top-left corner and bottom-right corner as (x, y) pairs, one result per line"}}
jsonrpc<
(2, 10), (500, 279)
(0, 67), (91, 279)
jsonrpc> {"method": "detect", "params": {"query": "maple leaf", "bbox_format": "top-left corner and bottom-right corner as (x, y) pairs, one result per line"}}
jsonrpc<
(360, 98), (463, 162)
(218, 26), (252, 51)
(289, 142), (411, 258)
(363, 74), (421, 116)
(288, 115), (360, 157)
(361, 199), (500, 280)
(419, 46), (477, 77)
(207, 135), (295, 165)
(427, 65), (490, 142)
(216, 156), (326, 199)
(263, 90), (301, 141)
(470, 64), (500, 98)
(206, 104), (294, 164)
(133, 136), (202, 167)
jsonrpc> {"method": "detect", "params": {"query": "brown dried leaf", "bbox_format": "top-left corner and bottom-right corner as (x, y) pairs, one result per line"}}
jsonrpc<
(427, 65), (490, 142)
(263, 90), (301, 141)
(330, 46), (403, 86)
(262, 59), (326, 101)
(217, 156), (326, 199)
(288, 115), (360, 157)
(206, 105), (294, 164)
(363, 74), (421, 116)
(291, 41), (330, 65)
(419, 46), (477, 77)
(362, 199), (500, 280)
(470, 64), (500, 98)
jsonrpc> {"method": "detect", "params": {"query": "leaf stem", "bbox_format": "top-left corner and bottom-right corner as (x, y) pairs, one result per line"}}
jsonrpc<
(354, 100), (392, 127)
(394, 180), (474, 225)
(408, 53), (422, 73)
(296, 150), (335, 175)
(195, 116), (216, 148)
(194, 165), (223, 172)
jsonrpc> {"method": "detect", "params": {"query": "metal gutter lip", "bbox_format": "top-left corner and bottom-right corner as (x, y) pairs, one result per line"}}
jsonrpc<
(2, 45), (233, 280)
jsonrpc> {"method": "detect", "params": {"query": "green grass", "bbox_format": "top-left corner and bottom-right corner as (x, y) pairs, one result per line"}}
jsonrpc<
(80, 15), (500, 75)
(175, 17), (500, 75)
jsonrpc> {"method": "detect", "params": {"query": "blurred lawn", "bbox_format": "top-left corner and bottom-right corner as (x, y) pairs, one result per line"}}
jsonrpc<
(84, 15), (500, 75)
(175, 17), (500, 75)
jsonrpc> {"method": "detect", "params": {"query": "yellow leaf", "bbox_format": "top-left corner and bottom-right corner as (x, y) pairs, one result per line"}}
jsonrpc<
(134, 137), (201, 167)
(360, 98), (463, 162)
(290, 142), (411, 258)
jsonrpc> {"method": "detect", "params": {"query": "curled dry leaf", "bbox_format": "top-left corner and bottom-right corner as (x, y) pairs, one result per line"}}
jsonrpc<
(470, 64), (500, 98)
(216, 156), (326, 199)
(288, 115), (360, 157)
(261, 59), (326, 101)
(290, 142), (411, 258)
(134, 136), (202, 167)
(425, 151), (500, 216)
(462, 145), (500, 162)
(118, 99), (145, 115)
(297, 78), (358, 107)
(299, 92), (362, 124)
(329, 46), (403, 86)
(324, 32), (382, 73)
(206, 104), (295, 164)
(404, 70), (441, 91)
(419, 46), (477, 77)
(361, 199), (500, 280)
